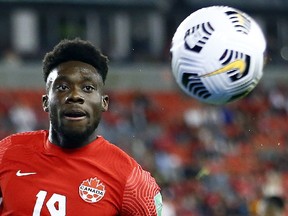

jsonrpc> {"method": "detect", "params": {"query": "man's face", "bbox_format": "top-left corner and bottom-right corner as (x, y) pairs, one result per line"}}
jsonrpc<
(43, 61), (109, 143)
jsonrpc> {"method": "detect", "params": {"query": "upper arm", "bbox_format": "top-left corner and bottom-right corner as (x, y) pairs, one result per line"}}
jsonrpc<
(121, 165), (162, 216)
(0, 136), (12, 164)
(0, 136), (12, 201)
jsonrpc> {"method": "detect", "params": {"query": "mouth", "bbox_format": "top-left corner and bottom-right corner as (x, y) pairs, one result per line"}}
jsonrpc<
(63, 110), (87, 121)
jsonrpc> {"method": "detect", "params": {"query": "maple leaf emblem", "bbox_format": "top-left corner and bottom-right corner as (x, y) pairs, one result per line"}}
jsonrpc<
(79, 177), (106, 203)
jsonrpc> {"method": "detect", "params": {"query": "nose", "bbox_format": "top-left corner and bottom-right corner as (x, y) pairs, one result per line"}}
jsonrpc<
(65, 90), (84, 104)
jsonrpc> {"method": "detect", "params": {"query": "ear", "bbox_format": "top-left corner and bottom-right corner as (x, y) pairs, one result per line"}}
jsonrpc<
(101, 95), (109, 112)
(42, 95), (49, 112)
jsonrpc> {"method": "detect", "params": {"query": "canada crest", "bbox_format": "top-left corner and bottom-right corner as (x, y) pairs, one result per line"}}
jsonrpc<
(79, 177), (106, 203)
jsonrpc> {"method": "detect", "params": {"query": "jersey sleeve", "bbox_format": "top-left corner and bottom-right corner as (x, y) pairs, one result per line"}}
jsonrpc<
(0, 136), (12, 165)
(0, 136), (12, 200)
(121, 165), (162, 216)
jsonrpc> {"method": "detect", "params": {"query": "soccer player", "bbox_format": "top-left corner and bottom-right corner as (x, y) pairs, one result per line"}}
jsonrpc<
(0, 38), (162, 215)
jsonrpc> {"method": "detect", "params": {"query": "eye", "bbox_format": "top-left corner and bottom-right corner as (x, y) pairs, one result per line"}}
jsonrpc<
(83, 85), (95, 92)
(56, 84), (69, 92)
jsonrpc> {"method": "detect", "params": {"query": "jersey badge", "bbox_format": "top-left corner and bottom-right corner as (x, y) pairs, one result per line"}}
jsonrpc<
(79, 177), (106, 203)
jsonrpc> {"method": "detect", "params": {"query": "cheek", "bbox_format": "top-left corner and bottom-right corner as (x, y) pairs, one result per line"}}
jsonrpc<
(48, 92), (64, 105)
(89, 99), (103, 115)
(91, 101), (103, 112)
(47, 96), (62, 117)
(89, 93), (103, 105)
(48, 103), (60, 121)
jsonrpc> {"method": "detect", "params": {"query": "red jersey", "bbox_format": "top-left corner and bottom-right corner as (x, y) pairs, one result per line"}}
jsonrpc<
(0, 130), (162, 215)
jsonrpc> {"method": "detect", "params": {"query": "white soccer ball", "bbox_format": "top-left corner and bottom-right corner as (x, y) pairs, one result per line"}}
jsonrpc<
(170, 6), (266, 105)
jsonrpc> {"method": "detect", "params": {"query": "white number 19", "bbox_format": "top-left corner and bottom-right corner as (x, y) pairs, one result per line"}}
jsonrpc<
(32, 190), (66, 216)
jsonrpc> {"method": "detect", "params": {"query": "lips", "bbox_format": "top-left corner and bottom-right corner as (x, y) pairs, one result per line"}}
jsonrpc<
(63, 109), (87, 120)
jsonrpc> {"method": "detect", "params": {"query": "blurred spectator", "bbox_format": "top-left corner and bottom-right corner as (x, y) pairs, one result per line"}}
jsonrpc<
(0, 49), (22, 67)
(9, 102), (37, 132)
(257, 196), (285, 216)
(131, 92), (151, 132)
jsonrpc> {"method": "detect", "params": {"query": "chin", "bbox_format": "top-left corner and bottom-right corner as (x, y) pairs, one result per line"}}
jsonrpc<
(63, 128), (92, 138)
(61, 124), (97, 141)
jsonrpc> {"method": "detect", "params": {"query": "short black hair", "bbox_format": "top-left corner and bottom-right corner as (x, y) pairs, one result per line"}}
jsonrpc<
(42, 38), (109, 83)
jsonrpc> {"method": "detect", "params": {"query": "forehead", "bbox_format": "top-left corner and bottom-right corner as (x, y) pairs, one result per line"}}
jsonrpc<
(47, 60), (101, 83)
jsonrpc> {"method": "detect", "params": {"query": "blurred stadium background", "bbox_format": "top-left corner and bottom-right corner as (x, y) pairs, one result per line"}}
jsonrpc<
(1, 0), (288, 215)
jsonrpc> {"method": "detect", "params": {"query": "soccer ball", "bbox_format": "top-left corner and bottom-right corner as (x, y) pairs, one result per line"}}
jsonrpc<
(170, 6), (266, 105)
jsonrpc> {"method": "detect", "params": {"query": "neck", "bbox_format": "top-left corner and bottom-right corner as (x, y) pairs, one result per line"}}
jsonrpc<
(48, 127), (98, 149)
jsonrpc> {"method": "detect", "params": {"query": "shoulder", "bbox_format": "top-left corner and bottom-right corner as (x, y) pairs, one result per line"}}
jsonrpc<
(0, 130), (47, 162)
(94, 137), (142, 180)
(125, 165), (160, 194)
(1, 130), (47, 145)
(97, 137), (138, 167)
(121, 165), (162, 215)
